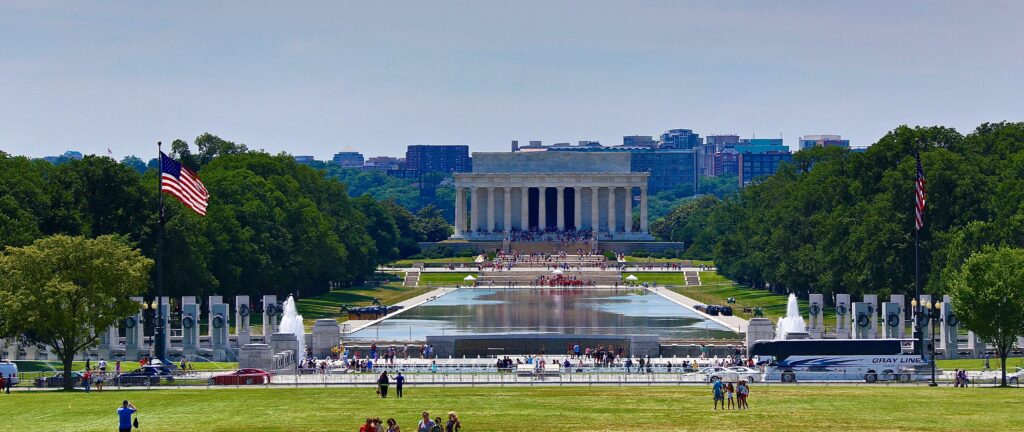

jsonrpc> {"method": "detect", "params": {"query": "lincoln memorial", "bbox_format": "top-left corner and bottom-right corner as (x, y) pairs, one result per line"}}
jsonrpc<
(451, 152), (654, 241)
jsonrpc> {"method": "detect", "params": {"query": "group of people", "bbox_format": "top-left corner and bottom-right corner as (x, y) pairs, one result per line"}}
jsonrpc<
(361, 411), (460, 432)
(0, 374), (14, 394)
(953, 369), (971, 387)
(507, 228), (593, 245)
(531, 274), (593, 287)
(712, 379), (752, 410)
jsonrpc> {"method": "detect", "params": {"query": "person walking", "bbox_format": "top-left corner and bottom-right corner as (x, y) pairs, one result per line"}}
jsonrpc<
(712, 378), (724, 410)
(377, 371), (389, 398)
(0, 375), (5, 395)
(4, 374), (10, 394)
(83, 369), (92, 393)
(117, 400), (137, 432)
(395, 372), (405, 398)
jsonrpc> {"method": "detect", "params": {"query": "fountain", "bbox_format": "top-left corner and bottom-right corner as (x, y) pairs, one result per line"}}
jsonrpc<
(775, 293), (808, 340)
(278, 295), (306, 357)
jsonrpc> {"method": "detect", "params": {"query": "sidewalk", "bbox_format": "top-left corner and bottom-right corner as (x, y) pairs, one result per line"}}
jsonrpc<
(645, 287), (749, 333)
(344, 287), (455, 333)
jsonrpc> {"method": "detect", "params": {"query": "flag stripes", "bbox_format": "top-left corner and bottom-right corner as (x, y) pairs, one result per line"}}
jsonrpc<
(915, 152), (926, 231)
(160, 152), (209, 216)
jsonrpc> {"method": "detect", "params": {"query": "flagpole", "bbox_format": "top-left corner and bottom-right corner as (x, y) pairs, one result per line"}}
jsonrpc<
(156, 141), (167, 364)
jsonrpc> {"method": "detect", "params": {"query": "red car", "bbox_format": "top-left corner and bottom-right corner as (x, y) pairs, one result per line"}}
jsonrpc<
(208, 368), (271, 385)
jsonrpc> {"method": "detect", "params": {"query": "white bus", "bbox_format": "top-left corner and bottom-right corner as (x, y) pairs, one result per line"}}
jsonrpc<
(750, 339), (929, 383)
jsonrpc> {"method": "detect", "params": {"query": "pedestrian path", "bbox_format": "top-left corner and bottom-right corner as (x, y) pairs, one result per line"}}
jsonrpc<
(645, 287), (748, 334)
(343, 287), (455, 333)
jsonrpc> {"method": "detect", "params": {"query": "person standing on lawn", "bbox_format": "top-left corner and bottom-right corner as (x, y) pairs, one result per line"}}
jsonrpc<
(395, 372), (405, 398)
(712, 378), (724, 410)
(117, 400), (137, 432)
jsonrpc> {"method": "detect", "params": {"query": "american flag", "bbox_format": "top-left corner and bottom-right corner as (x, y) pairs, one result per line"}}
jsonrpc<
(914, 152), (926, 231)
(160, 152), (209, 216)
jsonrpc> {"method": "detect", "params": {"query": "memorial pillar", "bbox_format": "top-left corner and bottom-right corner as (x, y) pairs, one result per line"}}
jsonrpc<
(453, 188), (464, 237)
(182, 302), (200, 358)
(486, 187), (495, 233)
(835, 293), (851, 339)
(235, 295), (251, 346)
(807, 293), (824, 339)
(262, 294), (279, 335)
(521, 186), (530, 230)
(882, 301), (901, 339)
(538, 186), (547, 230)
(573, 186), (582, 231)
(889, 294), (906, 338)
(469, 187), (479, 234)
(624, 187), (633, 233)
(607, 186), (617, 233)
(591, 187), (599, 231)
(640, 187), (649, 233)
(504, 187), (512, 233)
(556, 187), (565, 231)
(940, 295), (958, 360)
(863, 294), (878, 339)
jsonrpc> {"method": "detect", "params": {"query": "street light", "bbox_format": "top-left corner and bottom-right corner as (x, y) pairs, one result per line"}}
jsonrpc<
(926, 300), (942, 387)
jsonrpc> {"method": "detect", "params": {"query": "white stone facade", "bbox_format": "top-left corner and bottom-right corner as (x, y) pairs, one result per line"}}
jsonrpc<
(451, 172), (653, 240)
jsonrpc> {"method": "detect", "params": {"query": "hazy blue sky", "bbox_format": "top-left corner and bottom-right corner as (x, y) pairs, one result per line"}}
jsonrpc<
(2, 1), (1022, 160)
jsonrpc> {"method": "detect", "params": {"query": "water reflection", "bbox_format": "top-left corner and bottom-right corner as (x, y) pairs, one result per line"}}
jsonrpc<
(348, 288), (735, 340)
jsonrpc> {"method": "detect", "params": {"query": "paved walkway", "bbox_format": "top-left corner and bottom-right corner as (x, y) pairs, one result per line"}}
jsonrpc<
(343, 287), (455, 333)
(645, 287), (749, 334)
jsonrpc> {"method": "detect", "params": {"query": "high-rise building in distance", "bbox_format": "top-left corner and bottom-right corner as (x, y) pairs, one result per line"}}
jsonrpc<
(405, 145), (472, 174)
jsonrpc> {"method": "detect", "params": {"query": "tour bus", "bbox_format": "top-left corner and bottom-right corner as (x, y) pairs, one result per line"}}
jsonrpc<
(750, 339), (929, 383)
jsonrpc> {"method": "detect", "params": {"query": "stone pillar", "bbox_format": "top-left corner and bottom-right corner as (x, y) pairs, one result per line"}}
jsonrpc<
(235, 295), (251, 346)
(207, 295), (223, 337)
(181, 302), (200, 358)
(556, 186), (565, 231)
(607, 186), (616, 233)
(311, 319), (341, 358)
(502, 187), (511, 233)
(538, 186), (547, 230)
(863, 294), (878, 339)
(916, 294), (933, 353)
(852, 302), (870, 339)
(262, 294), (279, 336)
(590, 187), (599, 231)
(882, 302), (901, 339)
(745, 318), (775, 358)
(889, 294), (906, 338)
(270, 332), (299, 357)
(807, 293), (824, 339)
(239, 343), (274, 371)
(156, 296), (170, 357)
(573, 186), (582, 231)
(470, 187), (479, 234)
(211, 303), (230, 361)
(835, 294), (851, 339)
(624, 187), (633, 233)
(453, 188), (464, 237)
(97, 324), (118, 360)
(639, 187), (649, 233)
(967, 331), (986, 358)
(520, 187), (530, 230)
(124, 297), (145, 361)
(940, 297), (958, 360)
(486, 187), (495, 233)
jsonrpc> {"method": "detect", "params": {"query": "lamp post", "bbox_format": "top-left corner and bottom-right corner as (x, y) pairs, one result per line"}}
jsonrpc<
(143, 301), (156, 360)
(927, 301), (941, 387)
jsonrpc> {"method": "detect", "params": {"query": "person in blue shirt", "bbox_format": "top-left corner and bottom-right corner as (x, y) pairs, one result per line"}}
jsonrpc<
(117, 400), (137, 432)
(395, 372), (405, 398)
(417, 411), (435, 432)
(712, 379), (724, 410)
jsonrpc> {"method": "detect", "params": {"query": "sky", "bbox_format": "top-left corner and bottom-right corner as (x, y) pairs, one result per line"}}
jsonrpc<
(2, 1), (1022, 160)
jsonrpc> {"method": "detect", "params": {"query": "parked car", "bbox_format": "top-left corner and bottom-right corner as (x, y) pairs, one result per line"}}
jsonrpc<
(34, 371), (83, 388)
(706, 305), (721, 316)
(698, 366), (731, 382)
(114, 365), (174, 386)
(720, 306), (734, 316)
(209, 368), (271, 385)
(725, 366), (763, 382)
(0, 362), (19, 385)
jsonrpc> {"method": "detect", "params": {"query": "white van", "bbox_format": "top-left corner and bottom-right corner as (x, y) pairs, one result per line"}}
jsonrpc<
(0, 362), (18, 385)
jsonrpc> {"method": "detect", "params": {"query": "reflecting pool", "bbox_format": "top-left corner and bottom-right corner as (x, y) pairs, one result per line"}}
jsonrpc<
(348, 288), (735, 340)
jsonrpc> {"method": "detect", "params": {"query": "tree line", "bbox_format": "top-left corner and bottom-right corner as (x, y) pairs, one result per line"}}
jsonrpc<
(0, 133), (452, 300)
(653, 122), (1024, 300)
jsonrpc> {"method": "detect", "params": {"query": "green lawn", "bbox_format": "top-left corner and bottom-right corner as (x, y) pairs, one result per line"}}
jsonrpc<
(1, 386), (1020, 431)
(387, 257), (479, 267)
(628, 272), (686, 285)
(296, 285), (432, 323)
(418, 272), (478, 285)
(13, 360), (238, 374)
(624, 256), (714, 265)
(937, 358), (1024, 371)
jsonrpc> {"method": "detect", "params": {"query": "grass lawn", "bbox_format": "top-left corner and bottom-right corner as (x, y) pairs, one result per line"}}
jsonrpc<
(937, 358), (1024, 371)
(2, 386), (1020, 431)
(624, 256), (715, 265)
(418, 272), (478, 285)
(628, 272), (686, 285)
(669, 272), (838, 327)
(296, 285), (432, 323)
(387, 256), (479, 267)
(13, 360), (238, 374)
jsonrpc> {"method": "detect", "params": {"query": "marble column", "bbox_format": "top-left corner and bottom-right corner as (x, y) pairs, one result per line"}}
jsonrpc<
(469, 187), (478, 234)
(556, 187), (565, 231)
(538, 186), (547, 230)
(640, 187), (649, 233)
(486, 187), (496, 232)
(607, 186), (617, 233)
(624, 187), (633, 233)
(573, 186), (582, 231)
(454, 188), (464, 237)
(520, 187), (530, 231)
(590, 187), (599, 231)
(503, 187), (512, 233)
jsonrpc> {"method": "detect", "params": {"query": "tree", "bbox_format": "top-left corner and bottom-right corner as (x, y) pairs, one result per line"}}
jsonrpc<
(119, 155), (148, 174)
(413, 205), (453, 242)
(0, 235), (152, 390)
(948, 247), (1024, 386)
